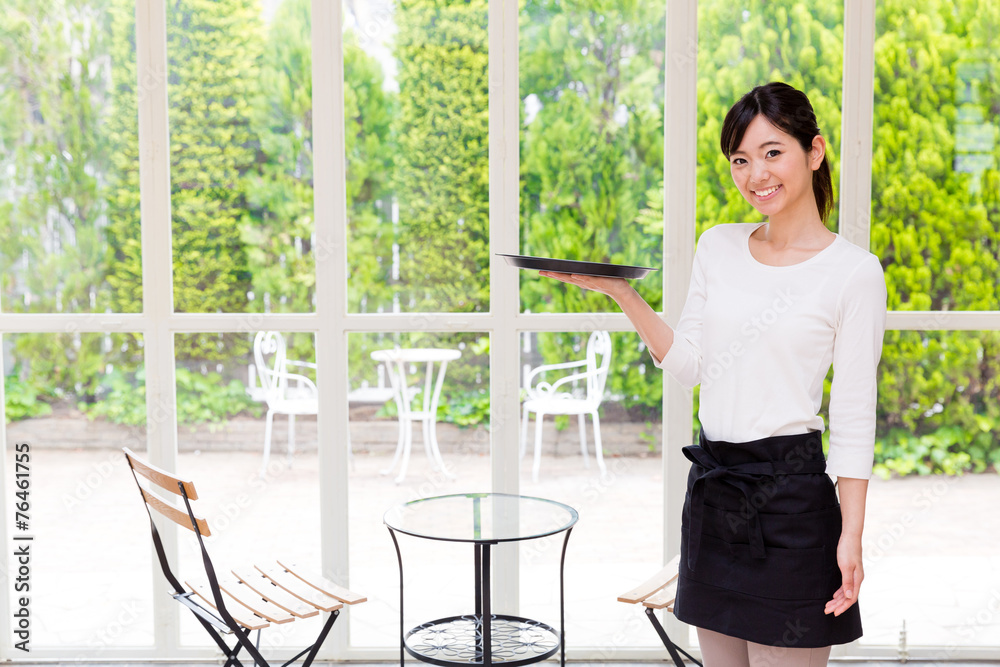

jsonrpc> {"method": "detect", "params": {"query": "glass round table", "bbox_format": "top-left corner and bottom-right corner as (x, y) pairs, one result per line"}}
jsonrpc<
(384, 493), (579, 667)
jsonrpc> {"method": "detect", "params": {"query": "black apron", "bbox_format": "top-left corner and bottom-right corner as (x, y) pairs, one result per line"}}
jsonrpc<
(672, 430), (863, 648)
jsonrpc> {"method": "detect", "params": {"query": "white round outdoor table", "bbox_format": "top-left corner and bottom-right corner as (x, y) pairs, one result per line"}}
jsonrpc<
(371, 348), (462, 483)
(384, 493), (579, 667)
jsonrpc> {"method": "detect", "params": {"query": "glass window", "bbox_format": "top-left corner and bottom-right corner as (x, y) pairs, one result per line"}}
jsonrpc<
(168, 0), (315, 315)
(175, 331), (322, 651)
(862, 329), (1000, 649)
(4, 333), (152, 647)
(344, 1), (490, 314)
(872, 0), (1000, 311)
(519, 1), (666, 314)
(347, 330), (490, 647)
(868, 2), (1000, 648)
(0, 2), (140, 314)
(519, 331), (663, 648)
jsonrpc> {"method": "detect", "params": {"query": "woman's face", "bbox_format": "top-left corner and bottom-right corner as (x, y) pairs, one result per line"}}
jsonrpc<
(728, 114), (825, 221)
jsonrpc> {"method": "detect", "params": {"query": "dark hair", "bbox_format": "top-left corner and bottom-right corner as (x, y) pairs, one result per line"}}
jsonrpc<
(720, 82), (834, 222)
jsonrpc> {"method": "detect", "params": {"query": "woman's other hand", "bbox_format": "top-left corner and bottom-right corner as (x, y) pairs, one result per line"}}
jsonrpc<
(825, 532), (864, 616)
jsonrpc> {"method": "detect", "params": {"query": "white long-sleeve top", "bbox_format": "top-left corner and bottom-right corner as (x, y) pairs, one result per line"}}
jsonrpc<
(655, 222), (887, 479)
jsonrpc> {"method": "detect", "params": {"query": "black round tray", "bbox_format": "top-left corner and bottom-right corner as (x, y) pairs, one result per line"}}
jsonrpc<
(497, 253), (656, 279)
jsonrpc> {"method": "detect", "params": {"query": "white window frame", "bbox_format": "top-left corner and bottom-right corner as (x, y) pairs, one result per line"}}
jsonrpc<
(0, 0), (998, 660)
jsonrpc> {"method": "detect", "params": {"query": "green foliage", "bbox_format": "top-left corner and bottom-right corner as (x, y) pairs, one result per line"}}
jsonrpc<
(873, 417), (1000, 478)
(175, 367), (264, 426)
(343, 1), (492, 414)
(392, 0), (490, 313)
(341, 18), (402, 386)
(104, 0), (142, 314)
(78, 368), (147, 425)
(344, 29), (397, 315)
(80, 367), (262, 426)
(4, 372), (53, 423)
(241, 0), (315, 317)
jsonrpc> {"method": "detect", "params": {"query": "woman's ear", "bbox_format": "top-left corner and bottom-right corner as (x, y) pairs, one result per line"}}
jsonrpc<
(810, 134), (827, 170)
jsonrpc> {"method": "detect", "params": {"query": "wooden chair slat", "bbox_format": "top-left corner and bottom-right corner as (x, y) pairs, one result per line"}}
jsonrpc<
(642, 578), (678, 610)
(141, 488), (211, 536)
(276, 560), (368, 605)
(232, 568), (319, 619)
(124, 447), (199, 499)
(256, 565), (343, 612)
(217, 576), (296, 624)
(185, 579), (269, 630)
(617, 554), (680, 604)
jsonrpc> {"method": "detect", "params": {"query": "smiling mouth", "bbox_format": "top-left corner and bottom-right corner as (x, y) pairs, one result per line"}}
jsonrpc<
(752, 184), (781, 199)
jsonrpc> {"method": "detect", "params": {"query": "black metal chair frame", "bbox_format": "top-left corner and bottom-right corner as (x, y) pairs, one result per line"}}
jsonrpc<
(126, 451), (342, 667)
(642, 607), (702, 667)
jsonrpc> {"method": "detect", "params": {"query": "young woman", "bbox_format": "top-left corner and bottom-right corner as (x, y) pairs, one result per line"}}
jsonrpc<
(541, 82), (887, 666)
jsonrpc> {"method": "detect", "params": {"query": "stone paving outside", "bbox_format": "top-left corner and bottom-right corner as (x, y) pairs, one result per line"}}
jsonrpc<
(4, 411), (1000, 662)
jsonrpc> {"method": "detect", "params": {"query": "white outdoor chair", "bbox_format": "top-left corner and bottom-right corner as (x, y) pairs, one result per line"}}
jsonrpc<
(252, 331), (318, 477)
(249, 333), (396, 476)
(521, 330), (612, 482)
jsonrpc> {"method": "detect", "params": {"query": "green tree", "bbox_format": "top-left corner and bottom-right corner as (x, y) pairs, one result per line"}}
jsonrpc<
(241, 0), (315, 317)
(344, 27), (397, 316)
(0, 0), (143, 396)
(107, 0), (263, 361)
(392, 0), (490, 313)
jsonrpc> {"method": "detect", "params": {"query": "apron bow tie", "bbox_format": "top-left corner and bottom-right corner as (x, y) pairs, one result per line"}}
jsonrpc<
(682, 437), (827, 572)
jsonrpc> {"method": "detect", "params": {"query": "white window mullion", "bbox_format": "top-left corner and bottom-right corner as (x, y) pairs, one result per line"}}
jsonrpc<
(838, 0), (877, 250)
(662, 0), (698, 656)
(135, 0), (180, 653)
(489, 0), (523, 619)
(312, 0), (352, 658)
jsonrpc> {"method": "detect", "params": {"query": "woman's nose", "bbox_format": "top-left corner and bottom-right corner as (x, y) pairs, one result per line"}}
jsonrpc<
(750, 162), (770, 183)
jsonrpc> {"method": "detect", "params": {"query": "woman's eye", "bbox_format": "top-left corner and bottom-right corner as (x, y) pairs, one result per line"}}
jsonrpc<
(766, 149), (781, 158)
(731, 157), (747, 165)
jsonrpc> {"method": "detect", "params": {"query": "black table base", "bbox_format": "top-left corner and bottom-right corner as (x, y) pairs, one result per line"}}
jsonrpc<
(405, 614), (560, 667)
(388, 529), (573, 667)
(385, 494), (577, 667)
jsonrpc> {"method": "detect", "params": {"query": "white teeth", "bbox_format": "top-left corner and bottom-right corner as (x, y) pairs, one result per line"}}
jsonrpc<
(754, 185), (780, 197)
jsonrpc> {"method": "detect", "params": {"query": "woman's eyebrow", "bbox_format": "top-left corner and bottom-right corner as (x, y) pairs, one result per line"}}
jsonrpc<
(731, 140), (785, 156)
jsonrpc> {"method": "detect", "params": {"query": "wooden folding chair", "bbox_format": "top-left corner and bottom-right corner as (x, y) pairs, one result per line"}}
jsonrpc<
(617, 555), (702, 666)
(123, 448), (365, 666)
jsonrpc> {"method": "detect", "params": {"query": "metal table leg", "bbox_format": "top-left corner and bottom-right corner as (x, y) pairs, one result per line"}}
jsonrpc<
(559, 526), (574, 667)
(482, 544), (492, 665)
(389, 528), (406, 667)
